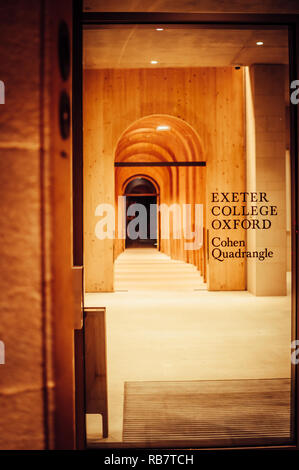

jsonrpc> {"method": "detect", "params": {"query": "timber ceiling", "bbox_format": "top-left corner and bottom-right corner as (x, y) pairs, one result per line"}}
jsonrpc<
(83, 0), (299, 14)
(84, 25), (289, 68)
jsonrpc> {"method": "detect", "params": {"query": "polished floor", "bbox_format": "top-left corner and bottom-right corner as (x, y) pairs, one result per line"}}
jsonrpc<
(85, 248), (292, 446)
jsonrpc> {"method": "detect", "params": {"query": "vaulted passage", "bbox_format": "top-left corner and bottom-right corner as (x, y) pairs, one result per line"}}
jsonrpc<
(84, 67), (247, 294)
(114, 114), (206, 276)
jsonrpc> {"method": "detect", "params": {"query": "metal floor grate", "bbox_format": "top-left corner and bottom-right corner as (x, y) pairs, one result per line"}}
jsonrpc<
(123, 379), (292, 446)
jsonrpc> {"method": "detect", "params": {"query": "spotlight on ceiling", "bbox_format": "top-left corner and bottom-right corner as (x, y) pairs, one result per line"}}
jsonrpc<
(156, 125), (170, 131)
(150, 60), (158, 64)
(256, 41), (264, 46)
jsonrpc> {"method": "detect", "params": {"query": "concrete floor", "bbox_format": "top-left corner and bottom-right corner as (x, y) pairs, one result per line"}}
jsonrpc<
(85, 248), (292, 446)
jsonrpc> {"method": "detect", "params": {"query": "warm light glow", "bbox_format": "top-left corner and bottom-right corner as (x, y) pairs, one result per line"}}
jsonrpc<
(156, 28), (164, 31)
(150, 60), (158, 64)
(256, 41), (264, 46)
(156, 125), (170, 131)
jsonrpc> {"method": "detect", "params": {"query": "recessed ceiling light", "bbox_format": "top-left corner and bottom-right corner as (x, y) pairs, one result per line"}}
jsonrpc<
(256, 41), (264, 46)
(150, 60), (158, 64)
(156, 125), (170, 131)
(156, 28), (164, 31)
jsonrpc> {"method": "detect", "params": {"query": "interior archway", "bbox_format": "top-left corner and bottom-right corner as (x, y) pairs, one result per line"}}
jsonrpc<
(124, 176), (159, 248)
(114, 114), (206, 279)
(124, 176), (158, 195)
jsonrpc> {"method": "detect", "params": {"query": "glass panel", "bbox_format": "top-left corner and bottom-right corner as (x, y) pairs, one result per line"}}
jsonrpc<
(83, 1), (299, 14)
(83, 24), (288, 69)
(83, 24), (294, 448)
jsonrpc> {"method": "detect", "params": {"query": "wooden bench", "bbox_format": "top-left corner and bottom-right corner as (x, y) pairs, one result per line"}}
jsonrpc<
(84, 307), (108, 438)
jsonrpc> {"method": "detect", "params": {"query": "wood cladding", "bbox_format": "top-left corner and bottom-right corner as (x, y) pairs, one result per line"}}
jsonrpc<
(84, 67), (245, 291)
(85, 308), (108, 438)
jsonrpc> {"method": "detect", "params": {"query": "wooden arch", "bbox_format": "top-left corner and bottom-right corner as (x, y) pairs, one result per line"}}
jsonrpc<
(115, 114), (204, 163)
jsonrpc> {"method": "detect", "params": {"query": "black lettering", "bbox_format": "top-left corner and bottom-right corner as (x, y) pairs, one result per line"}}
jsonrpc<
(212, 248), (224, 262)
(221, 192), (230, 202)
(260, 192), (269, 202)
(211, 206), (220, 216)
(212, 237), (220, 247)
(222, 219), (232, 229)
(212, 219), (221, 229)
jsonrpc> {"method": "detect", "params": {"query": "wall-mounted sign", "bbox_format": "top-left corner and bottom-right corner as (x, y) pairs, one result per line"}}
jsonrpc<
(210, 191), (278, 262)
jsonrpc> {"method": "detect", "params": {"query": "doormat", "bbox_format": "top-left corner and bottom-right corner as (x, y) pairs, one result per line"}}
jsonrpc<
(123, 379), (292, 446)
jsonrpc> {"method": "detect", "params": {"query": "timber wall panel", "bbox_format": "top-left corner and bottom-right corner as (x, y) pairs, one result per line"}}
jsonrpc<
(84, 67), (245, 291)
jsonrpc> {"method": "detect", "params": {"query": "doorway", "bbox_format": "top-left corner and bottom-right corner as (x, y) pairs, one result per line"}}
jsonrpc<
(80, 16), (297, 450)
(124, 177), (158, 248)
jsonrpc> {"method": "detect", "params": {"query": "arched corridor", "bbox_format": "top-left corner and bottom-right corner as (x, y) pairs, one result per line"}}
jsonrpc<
(114, 114), (206, 277)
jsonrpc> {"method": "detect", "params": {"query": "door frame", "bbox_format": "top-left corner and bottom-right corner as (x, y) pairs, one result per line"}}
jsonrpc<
(72, 0), (85, 450)
(74, 8), (299, 450)
(122, 174), (160, 249)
